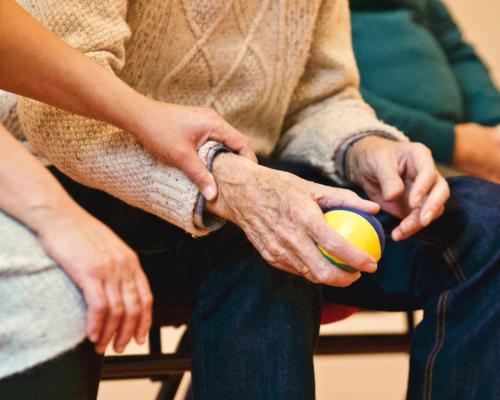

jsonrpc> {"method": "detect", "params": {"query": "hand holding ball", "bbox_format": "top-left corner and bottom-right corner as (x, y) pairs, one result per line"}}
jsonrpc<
(319, 207), (385, 273)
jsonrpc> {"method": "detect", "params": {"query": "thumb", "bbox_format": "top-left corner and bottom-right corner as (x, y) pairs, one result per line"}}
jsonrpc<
(177, 149), (218, 201)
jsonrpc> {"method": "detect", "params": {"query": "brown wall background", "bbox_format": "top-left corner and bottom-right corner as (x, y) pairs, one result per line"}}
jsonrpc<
(444, 0), (500, 85)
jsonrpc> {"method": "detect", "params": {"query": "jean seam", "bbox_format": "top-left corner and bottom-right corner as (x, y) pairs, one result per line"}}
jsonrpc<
(423, 290), (449, 400)
(412, 233), (467, 284)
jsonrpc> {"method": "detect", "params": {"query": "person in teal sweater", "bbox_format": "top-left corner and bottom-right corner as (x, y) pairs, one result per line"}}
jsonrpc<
(350, 0), (500, 183)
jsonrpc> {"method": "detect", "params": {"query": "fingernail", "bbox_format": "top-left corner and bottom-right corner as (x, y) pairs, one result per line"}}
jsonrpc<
(116, 346), (124, 353)
(138, 335), (146, 345)
(89, 333), (97, 343)
(202, 185), (217, 201)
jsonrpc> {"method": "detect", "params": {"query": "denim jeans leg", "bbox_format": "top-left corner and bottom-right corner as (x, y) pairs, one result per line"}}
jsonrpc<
(324, 177), (500, 400)
(190, 226), (323, 400)
(407, 177), (500, 400)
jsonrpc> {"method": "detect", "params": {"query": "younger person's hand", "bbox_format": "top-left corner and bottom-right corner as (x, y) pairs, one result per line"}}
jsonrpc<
(33, 202), (153, 354)
(132, 101), (257, 201)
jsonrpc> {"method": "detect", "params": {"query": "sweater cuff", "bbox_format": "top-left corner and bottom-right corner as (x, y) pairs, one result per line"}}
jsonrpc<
(193, 144), (231, 231)
(146, 141), (228, 237)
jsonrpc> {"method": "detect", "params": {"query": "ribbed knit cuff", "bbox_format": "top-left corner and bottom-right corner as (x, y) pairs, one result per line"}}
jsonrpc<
(193, 144), (231, 231)
(147, 141), (228, 237)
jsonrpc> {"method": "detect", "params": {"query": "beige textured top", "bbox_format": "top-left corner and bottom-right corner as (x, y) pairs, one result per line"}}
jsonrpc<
(15, 0), (406, 236)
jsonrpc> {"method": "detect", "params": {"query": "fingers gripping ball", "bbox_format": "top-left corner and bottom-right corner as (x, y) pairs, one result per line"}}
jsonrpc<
(319, 207), (385, 273)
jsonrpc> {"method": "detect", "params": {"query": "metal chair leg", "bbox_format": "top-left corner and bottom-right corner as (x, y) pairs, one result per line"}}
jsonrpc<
(155, 329), (191, 400)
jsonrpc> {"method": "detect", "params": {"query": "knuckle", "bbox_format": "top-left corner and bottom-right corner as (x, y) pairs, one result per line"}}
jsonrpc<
(295, 207), (315, 225)
(275, 226), (292, 241)
(91, 297), (108, 314)
(128, 305), (141, 318)
(113, 253), (129, 267)
(125, 249), (140, 265)
(142, 293), (153, 308)
(86, 262), (105, 278)
(172, 146), (191, 162)
(110, 304), (124, 318)
(321, 237), (340, 255)
(414, 142), (432, 156)
(266, 241), (282, 258)
(210, 119), (225, 133)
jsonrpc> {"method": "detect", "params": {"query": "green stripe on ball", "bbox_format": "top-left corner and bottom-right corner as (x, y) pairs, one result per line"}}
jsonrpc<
(322, 253), (358, 273)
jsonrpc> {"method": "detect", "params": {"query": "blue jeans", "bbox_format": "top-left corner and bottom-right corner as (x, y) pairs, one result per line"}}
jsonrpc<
(53, 162), (500, 400)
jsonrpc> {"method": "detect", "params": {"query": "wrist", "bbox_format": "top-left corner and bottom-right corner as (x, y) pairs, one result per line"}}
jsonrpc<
(453, 124), (477, 167)
(111, 93), (156, 141)
(205, 152), (258, 221)
(24, 192), (81, 237)
(346, 136), (391, 184)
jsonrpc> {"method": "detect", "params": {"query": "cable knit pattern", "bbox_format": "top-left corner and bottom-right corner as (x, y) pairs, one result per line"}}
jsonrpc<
(0, 0), (411, 379)
(14, 0), (407, 236)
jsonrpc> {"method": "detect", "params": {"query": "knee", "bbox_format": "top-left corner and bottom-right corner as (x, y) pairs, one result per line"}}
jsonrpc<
(447, 177), (500, 232)
(195, 238), (322, 327)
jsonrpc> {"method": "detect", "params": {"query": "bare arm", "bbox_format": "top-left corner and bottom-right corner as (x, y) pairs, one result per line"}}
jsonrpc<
(0, 125), (153, 353)
(0, 1), (146, 134)
(1, 0), (254, 202)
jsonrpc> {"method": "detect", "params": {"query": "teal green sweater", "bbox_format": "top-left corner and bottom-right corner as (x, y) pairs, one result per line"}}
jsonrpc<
(350, 0), (500, 164)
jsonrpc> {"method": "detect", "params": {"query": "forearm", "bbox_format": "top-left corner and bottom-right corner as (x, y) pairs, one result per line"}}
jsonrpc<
(0, 125), (76, 234)
(0, 0), (149, 137)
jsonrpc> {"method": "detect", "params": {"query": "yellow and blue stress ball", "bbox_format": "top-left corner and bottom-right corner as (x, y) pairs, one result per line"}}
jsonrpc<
(319, 207), (385, 273)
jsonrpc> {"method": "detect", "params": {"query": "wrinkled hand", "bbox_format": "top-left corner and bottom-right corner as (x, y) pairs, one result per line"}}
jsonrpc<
(347, 137), (450, 242)
(454, 123), (500, 183)
(35, 203), (153, 354)
(206, 153), (381, 287)
(133, 100), (257, 200)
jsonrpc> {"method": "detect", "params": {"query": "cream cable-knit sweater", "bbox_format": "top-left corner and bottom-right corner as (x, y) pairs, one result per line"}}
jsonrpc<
(13, 0), (406, 236)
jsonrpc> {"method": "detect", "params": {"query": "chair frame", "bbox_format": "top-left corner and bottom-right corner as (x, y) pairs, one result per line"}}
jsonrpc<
(101, 311), (416, 398)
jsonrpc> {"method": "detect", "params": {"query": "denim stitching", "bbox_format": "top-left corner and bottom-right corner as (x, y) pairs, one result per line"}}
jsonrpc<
(413, 233), (467, 284)
(442, 247), (466, 283)
(423, 291), (449, 400)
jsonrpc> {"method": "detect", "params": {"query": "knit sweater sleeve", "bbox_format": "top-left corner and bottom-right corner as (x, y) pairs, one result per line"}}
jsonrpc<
(17, 0), (219, 237)
(360, 87), (456, 165)
(277, 0), (407, 183)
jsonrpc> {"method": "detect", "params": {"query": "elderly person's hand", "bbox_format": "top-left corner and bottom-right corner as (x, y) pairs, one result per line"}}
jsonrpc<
(206, 153), (381, 287)
(31, 203), (153, 354)
(347, 136), (450, 242)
